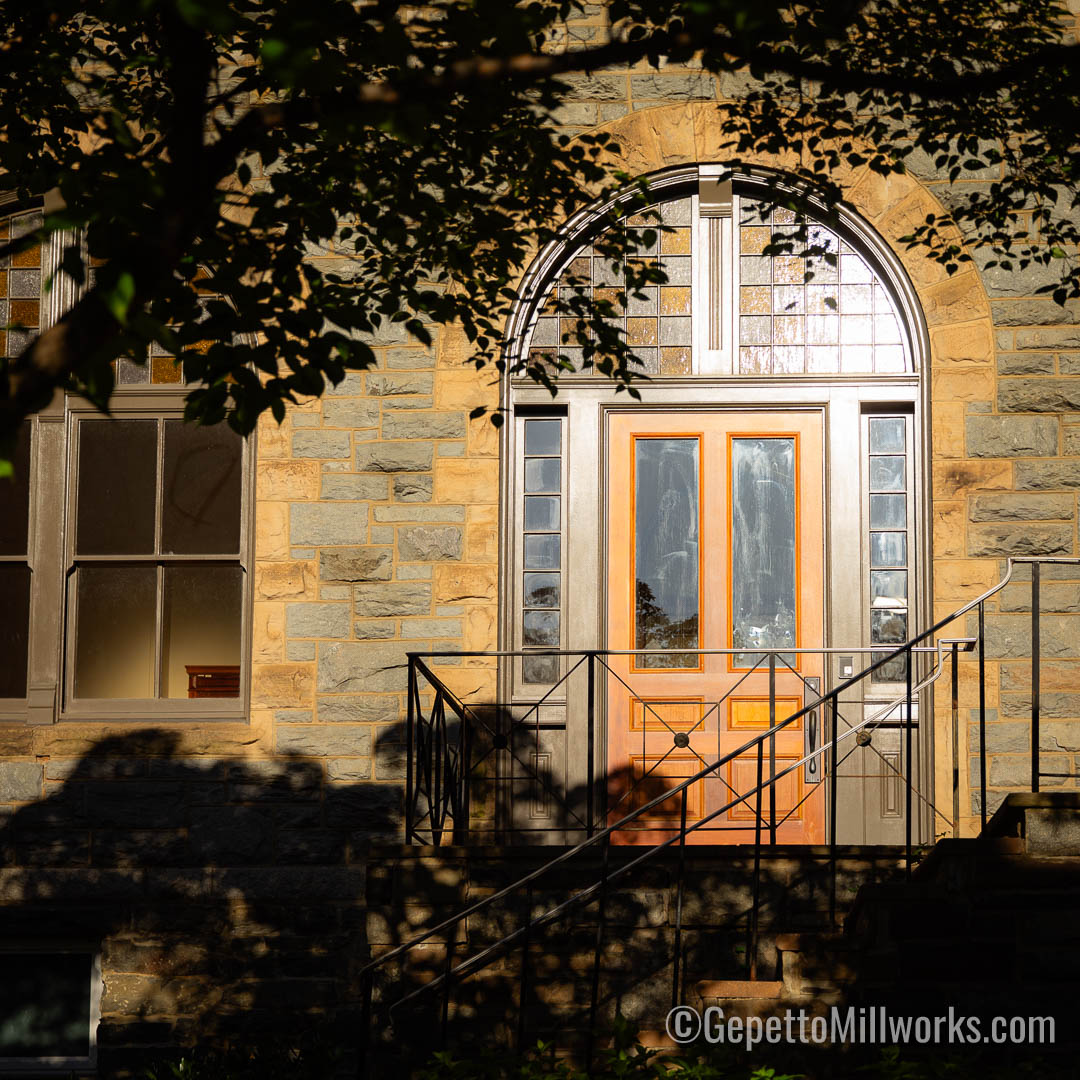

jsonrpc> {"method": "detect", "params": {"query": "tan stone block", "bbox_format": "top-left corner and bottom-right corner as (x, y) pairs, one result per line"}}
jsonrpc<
(437, 324), (478, 367)
(934, 560), (1000, 601)
(933, 502), (966, 558)
(848, 168), (920, 223)
(435, 565), (498, 605)
(466, 523), (498, 562)
(877, 196), (955, 289)
(435, 458), (499, 503)
(469, 504), (499, 526)
(930, 321), (993, 365)
(255, 502), (289, 560)
(932, 459), (1012, 500)
(252, 602), (285, 663)
(923, 274), (990, 328)
(257, 460), (320, 501)
(463, 605), (497, 653)
(251, 664), (315, 708)
(255, 562), (310, 600)
(649, 103), (698, 165)
(467, 412), (500, 457)
(932, 401), (966, 458)
(435, 368), (497, 411)
(431, 663), (496, 703)
(931, 367), (995, 403)
(955, 659), (999, 708)
(0, 728), (33, 755)
(257, 416), (291, 459)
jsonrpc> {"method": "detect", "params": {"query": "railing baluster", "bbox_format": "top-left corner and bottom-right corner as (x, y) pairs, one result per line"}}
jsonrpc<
(587, 651), (596, 838)
(829, 693), (838, 927)
(585, 841), (610, 1075)
(441, 933), (454, 1049)
(749, 736), (763, 980)
(1032, 560), (1041, 794)
(905, 643), (913, 878)
(671, 786), (688, 1009)
(979, 601), (987, 830)
(768, 652), (777, 845)
(951, 641), (960, 839)
(406, 657), (416, 843)
(517, 883), (533, 1054)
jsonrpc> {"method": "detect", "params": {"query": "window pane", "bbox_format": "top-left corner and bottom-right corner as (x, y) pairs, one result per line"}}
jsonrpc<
(162, 420), (242, 554)
(870, 493), (906, 529)
(523, 654), (560, 684)
(524, 496), (560, 531)
(869, 416), (906, 453)
(871, 570), (908, 608)
(524, 419), (561, 456)
(0, 422), (30, 555)
(635, 438), (699, 668)
(524, 534), (560, 569)
(869, 455), (905, 491)
(523, 572), (560, 608)
(523, 610), (559, 646)
(871, 532), (907, 568)
(732, 438), (797, 661)
(871, 608), (908, 644)
(0, 564), (30, 697)
(0, 953), (91, 1056)
(74, 565), (156, 698)
(76, 420), (157, 555)
(162, 564), (243, 698)
(524, 457), (560, 493)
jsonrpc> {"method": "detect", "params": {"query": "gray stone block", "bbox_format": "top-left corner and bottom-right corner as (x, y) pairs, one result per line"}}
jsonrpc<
(354, 582), (431, 616)
(287, 641), (317, 661)
(1015, 461), (1080, 489)
(997, 378), (1080, 413)
(996, 353), (1055, 375)
(400, 618), (462, 638)
(276, 726), (373, 756)
(317, 695), (399, 724)
(966, 415), (1058, 456)
(1000, 693), (1080, 720)
(354, 620), (397, 639)
(321, 399), (380, 428)
(991, 299), (1080, 326)
(1041, 722), (1080, 753)
(286, 602), (351, 639)
(966, 523), (1072, 557)
(366, 373), (434, 396)
(355, 441), (433, 472)
(318, 642), (409, 693)
(381, 412), (466, 440)
(385, 348), (434, 369)
(968, 613), (1080, 659)
(556, 73), (627, 101)
(1015, 328), (1080, 350)
(393, 475), (433, 502)
(1059, 353), (1080, 375)
(326, 759), (373, 781)
(0, 763), (42, 801)
(630, 73), (715, 100)
(967, 720), (1031, 754)
(1065, 428), (1080, 455)
(969, 493), (1073, 521)
(999, 582), (1080, 612)
(373, 505), (465, 522)
(319, 547), (392, 582)
(290, 503), (367, 545)
(291, 430), (352, 459)
(319, 474), (389, 501)
(325, 372), (367, 395)
(397, 526), (463, 562)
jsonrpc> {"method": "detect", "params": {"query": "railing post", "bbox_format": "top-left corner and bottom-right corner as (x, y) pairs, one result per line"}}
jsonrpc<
(406, 657), (416, 843)
(587, 651), (596, 838)
(671, 787), (688, 1009)
(1032, 561), (1041, 794)
(951, 642), (960, 839)
(905, 643), (914, 878)
(979, 601), (987, 830)
(768, 652), (777, 846)
(829, 693), (839, 927)
(749, 736), (764, 980)
(459, 705), (472, 844)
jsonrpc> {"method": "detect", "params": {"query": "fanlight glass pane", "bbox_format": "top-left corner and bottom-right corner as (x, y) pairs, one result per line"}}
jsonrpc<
(76, 420), (157, 555)
(732, 438), (797, 665)
(634, 438), (699, 668)
(74, 565), (156, 697)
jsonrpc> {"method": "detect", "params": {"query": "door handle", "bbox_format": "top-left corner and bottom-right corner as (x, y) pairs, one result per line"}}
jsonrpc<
(804, 676), (822, 783)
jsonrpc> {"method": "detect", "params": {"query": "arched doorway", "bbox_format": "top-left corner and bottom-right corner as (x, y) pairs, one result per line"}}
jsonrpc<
(501, 165), (930, 845)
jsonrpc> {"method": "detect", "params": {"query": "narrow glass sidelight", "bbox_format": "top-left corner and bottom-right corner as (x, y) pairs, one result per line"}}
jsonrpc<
(731, 437), (797, 666)
(634, 438), (700, 669)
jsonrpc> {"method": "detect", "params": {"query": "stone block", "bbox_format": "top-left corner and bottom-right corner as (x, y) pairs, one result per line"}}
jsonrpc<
(287, 641), (317, 661)
(998, 378), (1080, 413)
(291, 430), (351, 459)
(630, 73), (715, 100)
(327, 759), (373, 781)
(255, 501), (290, 560)
(967, 720), (1032, 755)
(1014, 461), (1080, 489)
(393, 475), (433, 502)
(434, 458), (499, 503)
(999, 583), (1080, 612)
(968, 493), (1074, 521)
(367, 373), (434, 396)
(930, 320), (993, 362)
(255, 562), (310, 599)
(317, 695), (399, 724)
(0, 763), (42, 801)
(1015, 329), (1080, 350)
(932, 459), (1012, 499)
(320, 474), (389, 500)
(276, 726), (372, 756)
(286, 602), (351, 639)
(251, 664), (316, 707)
(555, 72), (627, 101)
(317, 642), (409, 692)
(992, 299), (1080, 326)
(355, 441), (433, 472)
(373, 505), (465, 522)
(969, 613), (1080, 659)
(321, 399), (380, 428)
(385, 348), (435, 369)
(290, 503), (367, 545)
(382, 412), (466, 440)
(354, 620), (397, 639)
(434, 565), (498, 604)
(319, 547), (392, 582)
(257, 460), (320, 501)
(997, 353), (1055, 375)
(1059, 354), (1080, 375)
(400, 618), (462, 638)
(354, 582), (431, 616)
(966, 523), (1072, 557)
(1000, 693), (1080, 719)
(971, 251), (1068, 297)
(1065, 428), (1080, 456)
(965, 415), (1058, 457)
(397, 525), (463, 561)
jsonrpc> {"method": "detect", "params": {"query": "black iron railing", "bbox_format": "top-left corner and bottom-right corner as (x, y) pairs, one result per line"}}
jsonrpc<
(362, 556), (1079, 1073)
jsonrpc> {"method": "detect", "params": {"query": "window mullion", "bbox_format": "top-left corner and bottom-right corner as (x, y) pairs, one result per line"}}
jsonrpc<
(153, 420), (165, 699)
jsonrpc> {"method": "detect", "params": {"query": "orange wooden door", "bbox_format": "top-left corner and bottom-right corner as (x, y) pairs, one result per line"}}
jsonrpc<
(606, 411), (825, 845)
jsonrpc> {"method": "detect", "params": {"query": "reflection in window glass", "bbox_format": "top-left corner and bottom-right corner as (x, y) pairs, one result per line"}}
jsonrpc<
(0, 565), (31, 698)
(869, 416), (906, 453)
(870, 493), (906, 529)
(524, 534), (560, 570)
(870, 532), (907, 568)
(0, 953), (92, 1057)
(524, 457), (561, 493)
(524, 496), (560, 531)
(635, 438), (699, 669)
(523, 610), (560, 646)
(868, 455), (905, 491)
(524, 419), (561, 456)
(523, 573), (560, 608)
(731, 438), (797, 665)
(162, 421), (242, 555)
